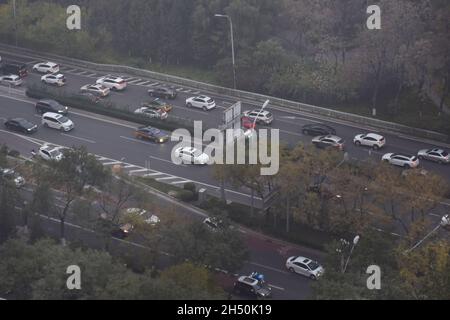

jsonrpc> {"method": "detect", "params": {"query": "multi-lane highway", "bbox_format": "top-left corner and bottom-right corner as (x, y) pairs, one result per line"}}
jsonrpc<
(1, 52), (449, 204)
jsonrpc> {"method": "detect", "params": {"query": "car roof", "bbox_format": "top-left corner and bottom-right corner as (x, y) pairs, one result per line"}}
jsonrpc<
(43, 61), (58, 66)
(430, 148), (445, 153)
(238, 276), (258, 285)
(364, 133), (384, 139)
(392, 153), (415, 158)
(43, 112), (63, 119)
(322, 135), (341, 141)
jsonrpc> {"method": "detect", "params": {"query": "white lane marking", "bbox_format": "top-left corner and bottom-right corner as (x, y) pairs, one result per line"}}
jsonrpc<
(123, 164), (137, 169)
(183, 90), (192, 93)
(193, 91), (201, 95)
(61, 133), (96, 144)
(277, 117), (323, 125)
(0, 129), (42, 146)
(246, 261), (290, 276)
(171, 180), (191, 185)
(144, 172), (165, 177)
(128, 79), (142, 84)
(156, 176), (179, 181)
(129, 168), (149, 174)
(148, 82), (160, 87)
(136, 81), (150, 86)
(76, 71), (89, 75)
(138, 81), (152, 86)
(120, 136), (165, 146)
(148, 155), (188, 167)
(103, 161), (121, 166)
(65, 68), (78, 73)
(269, 285), (285, 291)
(97, 157), (108, 161)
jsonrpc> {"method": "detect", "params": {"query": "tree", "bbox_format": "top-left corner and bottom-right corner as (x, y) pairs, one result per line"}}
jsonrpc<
(0, 173), (19, 243)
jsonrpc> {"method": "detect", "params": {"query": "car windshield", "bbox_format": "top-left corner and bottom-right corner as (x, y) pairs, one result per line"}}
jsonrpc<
(17, 119), (31, 127)
(441, 151), (449, 157)
(59, 116), (69, 123)
(307, 261), (321, 271)
(411, 156), (418, 161)
(207, 98), (214, 103)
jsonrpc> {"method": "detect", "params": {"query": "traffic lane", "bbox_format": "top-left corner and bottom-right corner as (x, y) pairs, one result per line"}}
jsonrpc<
(0, 95), (257, 202)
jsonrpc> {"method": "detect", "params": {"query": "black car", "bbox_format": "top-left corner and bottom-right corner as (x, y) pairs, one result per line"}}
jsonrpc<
(4, 118), (38, 134)
(233, 276), (272, 299)
(134, 126), (170, 143)
(148, 86), (177, 99)
(1, 62), (28, 78)
(35, 99), (69, 115)
(302, 124), (336, 136)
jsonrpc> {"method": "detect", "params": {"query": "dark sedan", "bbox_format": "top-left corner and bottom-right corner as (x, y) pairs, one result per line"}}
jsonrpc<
(134, 126), (170, 143)
(302, 124), (336, 136)
(148, 86), (177, 99)
(4, 118), (38, 134)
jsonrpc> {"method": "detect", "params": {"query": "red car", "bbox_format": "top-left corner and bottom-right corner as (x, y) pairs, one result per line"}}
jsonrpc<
(241, 117), (256, 130)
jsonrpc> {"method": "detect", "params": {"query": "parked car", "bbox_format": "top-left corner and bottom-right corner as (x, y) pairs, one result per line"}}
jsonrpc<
(111, 223), (134, 239)
(286, 256), (324, 280)
(41, 73), (66, 86)
(312, 135), (345, 150)
(38, 145), (66, 162)
(186, 95), (216, 111)
(0, 74), (23, 86)
(32, 61), (60, 74)
(142, 99), (173, 113)
(0, 167), (25, 188)
(96, 76), (127, 91)
(203, 217), (224, 232)
(233, 276), (272, 299)
(1, 62), (27, 78)
(134, 107), (168, 120)
(382, 153), (419, 168)
(36, 99), (68, 115)
(174, 147), (210, 165)
(302, 124), (336, 136)
(80, 84), (110, 97)
(353, 133), (386, 150)
(134, 126), (170, 143)
(4, 118), (37, 134)
(41, 113), (74, 132)
(148, 86), (177, 99)
(417, 148), (450, 164)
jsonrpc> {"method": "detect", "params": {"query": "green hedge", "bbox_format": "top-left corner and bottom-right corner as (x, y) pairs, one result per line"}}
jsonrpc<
(26, 84), (195, 133)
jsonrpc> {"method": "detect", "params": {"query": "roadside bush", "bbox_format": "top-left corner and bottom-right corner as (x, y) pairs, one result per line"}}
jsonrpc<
(7, 150), (20, 158)
(174, 190), (196, 202)
(183, 182), (197, 194)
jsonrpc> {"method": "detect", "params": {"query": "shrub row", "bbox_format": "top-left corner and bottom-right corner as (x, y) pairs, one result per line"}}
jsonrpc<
(26, 84), (196, 134)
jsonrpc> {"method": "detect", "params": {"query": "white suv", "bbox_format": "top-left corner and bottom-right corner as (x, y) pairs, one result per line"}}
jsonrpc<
(353, 133), (386, 150)
(38, 145), (65, 161)
(41, 73), (66, 87)
(42, 113), (74, 132)
(96, 76), (127, 91)
(286, 256), (324, 280)
(186, 95), (216, 111)
(243, 110), (274, 125)
(32, 61), (60, 74)
(0, 74), (23, 86)
(382, 153), (419, 168)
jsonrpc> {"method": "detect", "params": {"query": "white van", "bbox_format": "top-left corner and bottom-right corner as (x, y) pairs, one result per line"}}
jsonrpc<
(42, 112), (74, 132)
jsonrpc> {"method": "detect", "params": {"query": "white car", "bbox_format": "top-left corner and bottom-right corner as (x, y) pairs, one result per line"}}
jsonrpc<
(41, 73), (66, 87)
(42, 112), (74, 132)
(0, 74), (23, 86)
(32, 61), (60, 74)
(134, 107), (168, 120)
(286, 256), (324, 280)
(382, 153), (419, 168)
(96, 76), (127, 91)
(80, 84), (110, 97)
(174, 147), (210, 165)
(186, 95), (216, 111)
(242, 110), (274, 125)
(353, 133), (386, 150)
(38, 145), (65, 161)
(0, 168), (25, 188)
(417, 148), (450, 164)
(125, 208), (160, 226)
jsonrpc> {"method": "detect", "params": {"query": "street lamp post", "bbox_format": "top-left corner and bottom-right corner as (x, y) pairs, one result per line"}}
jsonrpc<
(404, 214), (449, 254)
(343, 235), (360, 273)
(215, 14), (237, 90)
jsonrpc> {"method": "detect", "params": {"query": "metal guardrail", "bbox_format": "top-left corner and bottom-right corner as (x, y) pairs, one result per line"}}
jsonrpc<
(1, 42), (448, 143)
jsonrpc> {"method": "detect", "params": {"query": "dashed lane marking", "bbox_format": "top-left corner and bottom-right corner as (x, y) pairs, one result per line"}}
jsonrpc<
(61, 133), (96, 144)
(128, 168), (149, 174)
